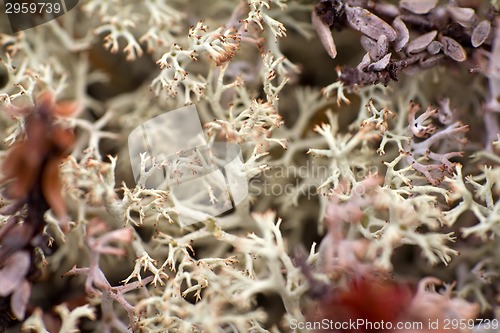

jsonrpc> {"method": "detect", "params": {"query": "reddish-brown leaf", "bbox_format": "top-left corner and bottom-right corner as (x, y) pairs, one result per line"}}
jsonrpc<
(315, 276), (413, 333)
(53, 101), (79, 117)
(2, 144), (39, 199)
(2, 94), (75, 216)
(50, 126), (76, 154)
(42, 158), (66, 220)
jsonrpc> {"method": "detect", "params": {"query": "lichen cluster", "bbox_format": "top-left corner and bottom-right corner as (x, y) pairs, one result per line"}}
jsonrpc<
(0, 0), (499, 332)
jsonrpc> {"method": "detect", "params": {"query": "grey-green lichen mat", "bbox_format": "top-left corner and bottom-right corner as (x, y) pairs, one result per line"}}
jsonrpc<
(0, 0), (499, 332)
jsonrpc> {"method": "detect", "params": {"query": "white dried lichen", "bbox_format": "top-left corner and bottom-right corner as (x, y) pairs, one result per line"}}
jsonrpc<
(0, 0), (499, 332)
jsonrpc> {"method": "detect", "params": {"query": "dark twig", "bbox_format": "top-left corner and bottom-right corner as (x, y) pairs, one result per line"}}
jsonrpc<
(314, 0), (497, 88)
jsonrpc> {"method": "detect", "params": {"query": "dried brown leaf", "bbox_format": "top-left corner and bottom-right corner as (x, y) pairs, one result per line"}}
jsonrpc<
(406, 31), (438, 54)
(361, 35), (378, 60)
(10, 279), (31, 320)
(357, 53), (371, 71)
(447, 7), (476, 28)
(400, 0), (438, 14)
(392, 17), (409, 52)
(376, 35), (389, 60)
(471, 20), (491, 48)
(312, 10), (337, 59)
(0, 251), (30, 297)
(427, 41), (442, 55)
(420, 54), (444, 69)
(345, 5), (396, 42)
(368, 53), (392, 71)
(373, 2), (400, 17)
(441, 36), (467, 62)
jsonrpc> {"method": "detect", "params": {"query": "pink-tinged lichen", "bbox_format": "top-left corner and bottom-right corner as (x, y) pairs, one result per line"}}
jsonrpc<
(0, 0), (498, 332)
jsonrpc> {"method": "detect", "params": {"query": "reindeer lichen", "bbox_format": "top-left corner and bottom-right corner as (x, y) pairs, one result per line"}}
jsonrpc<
(0, 0), (499, 332)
